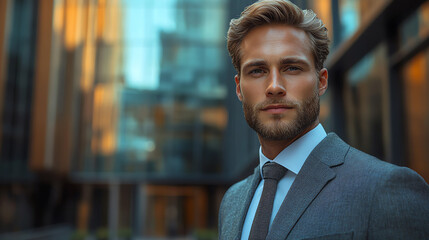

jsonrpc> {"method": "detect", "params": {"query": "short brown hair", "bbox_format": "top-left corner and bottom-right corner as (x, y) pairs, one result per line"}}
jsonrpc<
(227, 0), (330, 74)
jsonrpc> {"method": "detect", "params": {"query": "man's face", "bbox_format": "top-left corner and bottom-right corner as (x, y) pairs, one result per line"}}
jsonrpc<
(235, 24), (328, 141)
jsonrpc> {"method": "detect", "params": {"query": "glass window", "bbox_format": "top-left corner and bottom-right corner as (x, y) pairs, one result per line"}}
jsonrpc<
(62, 0), (229, 176)
(336, 0), (388, 44)
(357, 0), (388, 25)
(343, 43), (390, 160)
(402, 49), (429, 182)
(0, 0), (38, 178)
(400, 1), (429, 48)
(338, 0), (360, 41)
(112, 0), (228, 175)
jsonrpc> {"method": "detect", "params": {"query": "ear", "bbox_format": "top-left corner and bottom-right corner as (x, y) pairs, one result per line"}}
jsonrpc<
(235, 74), (243, 101)
(318, 68), (328, 96)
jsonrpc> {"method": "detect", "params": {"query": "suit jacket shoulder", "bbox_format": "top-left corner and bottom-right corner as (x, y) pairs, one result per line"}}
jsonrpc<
(219, 166), (261, 240)
(283, 134), (429, 240)
(219, 133), (429, 240)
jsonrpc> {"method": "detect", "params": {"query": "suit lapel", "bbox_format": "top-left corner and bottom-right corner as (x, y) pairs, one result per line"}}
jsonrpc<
(266, 133), (349, 240)
(227, 166), (261, 239)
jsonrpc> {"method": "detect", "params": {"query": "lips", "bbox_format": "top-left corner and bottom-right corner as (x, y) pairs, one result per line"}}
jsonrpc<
(261, 104), (293, 113)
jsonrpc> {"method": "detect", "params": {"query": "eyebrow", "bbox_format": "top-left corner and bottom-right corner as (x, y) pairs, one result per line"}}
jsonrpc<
(241, 57), (311, 71)
(242, 60), (266, 70)
(279, 57), (311, 67)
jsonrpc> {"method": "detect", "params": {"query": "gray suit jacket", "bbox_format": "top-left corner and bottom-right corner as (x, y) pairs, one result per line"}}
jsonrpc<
(219, 133), (429, 240)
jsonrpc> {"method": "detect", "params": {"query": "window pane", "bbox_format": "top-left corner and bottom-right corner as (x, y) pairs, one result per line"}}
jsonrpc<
(85, 0), (230, 176)
(343, 43), (389, 160)
(402, 50), (429, 182)
(400, 1), (429, 48)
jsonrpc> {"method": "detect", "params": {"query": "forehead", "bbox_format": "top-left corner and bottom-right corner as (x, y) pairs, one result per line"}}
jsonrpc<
(240, 24), (314, 67)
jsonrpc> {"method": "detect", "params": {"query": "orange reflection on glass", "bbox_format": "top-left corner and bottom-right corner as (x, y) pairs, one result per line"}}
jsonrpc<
(200, 107), (228, 130)
(419, 1), (429, 37)
(92, 84), (118, 156)
(96, 0), (121, 44)
(403, 52), (429, 182)
(96, 0), (105, 40)
(80, 1), (97, 93)
(53, 0), (64, 34)
(64, 0), (84, 50)
(312, 0), (333, 42)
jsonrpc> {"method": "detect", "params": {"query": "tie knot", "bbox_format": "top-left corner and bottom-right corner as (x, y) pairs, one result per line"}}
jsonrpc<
(262, 162), (287, 181)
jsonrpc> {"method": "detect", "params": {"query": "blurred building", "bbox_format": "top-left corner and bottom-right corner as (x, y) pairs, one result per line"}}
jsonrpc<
(0, 0), (428, 239)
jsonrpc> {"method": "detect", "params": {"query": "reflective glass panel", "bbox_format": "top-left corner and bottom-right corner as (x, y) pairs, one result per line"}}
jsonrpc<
(402, 49), (429, 182)
(344, 43), (389, 160)
(111, 0), (228, 175)
(400, 1), (429, 48)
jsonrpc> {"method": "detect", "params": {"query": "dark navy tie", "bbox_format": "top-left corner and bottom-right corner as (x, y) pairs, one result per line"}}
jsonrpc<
(249, 161), (287, 240)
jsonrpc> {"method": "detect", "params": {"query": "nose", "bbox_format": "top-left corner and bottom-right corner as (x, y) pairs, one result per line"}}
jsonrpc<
(265, 70), (286, 97)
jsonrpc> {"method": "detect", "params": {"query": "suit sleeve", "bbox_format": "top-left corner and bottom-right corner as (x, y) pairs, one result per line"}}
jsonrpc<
(218, 193), (225, 237)
(218, 185), (235, 239)
(368, 166), (429, 239)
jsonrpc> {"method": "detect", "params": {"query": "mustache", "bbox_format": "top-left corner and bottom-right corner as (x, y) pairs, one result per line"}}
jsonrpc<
(255, 99), (299, 110)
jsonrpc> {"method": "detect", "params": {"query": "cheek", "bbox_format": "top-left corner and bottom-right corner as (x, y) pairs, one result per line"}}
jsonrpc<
(240, 82), (263, 101)
(288, 78), (318, 99)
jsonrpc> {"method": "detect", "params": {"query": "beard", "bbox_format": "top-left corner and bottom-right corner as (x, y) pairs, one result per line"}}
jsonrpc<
(242, 89), (320, 141)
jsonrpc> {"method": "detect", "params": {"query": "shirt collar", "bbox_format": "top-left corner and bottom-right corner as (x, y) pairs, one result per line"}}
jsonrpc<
(259, 124), (327, 176)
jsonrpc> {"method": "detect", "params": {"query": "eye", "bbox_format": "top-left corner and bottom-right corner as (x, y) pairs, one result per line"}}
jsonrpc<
(285, 66), (301, 72)
(248, 68), (266, 77)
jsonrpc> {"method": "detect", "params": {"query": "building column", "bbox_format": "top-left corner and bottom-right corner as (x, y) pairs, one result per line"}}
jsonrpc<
(109, 180), (119, 240)
(133, 184), (147, 238)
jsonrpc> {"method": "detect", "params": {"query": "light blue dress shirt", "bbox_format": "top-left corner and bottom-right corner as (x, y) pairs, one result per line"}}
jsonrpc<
(240, 124), (327, 240)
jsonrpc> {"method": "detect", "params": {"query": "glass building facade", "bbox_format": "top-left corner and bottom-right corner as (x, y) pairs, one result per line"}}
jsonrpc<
(0, 0), (428, 239)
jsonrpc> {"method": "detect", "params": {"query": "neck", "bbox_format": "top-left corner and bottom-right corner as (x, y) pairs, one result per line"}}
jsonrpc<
(259, 121), (319, 160)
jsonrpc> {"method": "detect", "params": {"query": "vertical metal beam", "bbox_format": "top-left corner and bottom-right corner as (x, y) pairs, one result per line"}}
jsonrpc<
(133, 183), (147, 238)
(331, 0), (341, 48)
(386, 22), (406, 166)
(30, 0), (55, 171)
(108, 180), (119, 240)
(329, 71), (346, 139)
(0, 0), (12, 157)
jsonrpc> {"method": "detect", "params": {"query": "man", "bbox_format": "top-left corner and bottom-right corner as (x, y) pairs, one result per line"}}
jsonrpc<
(218, 0), (429, 239)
